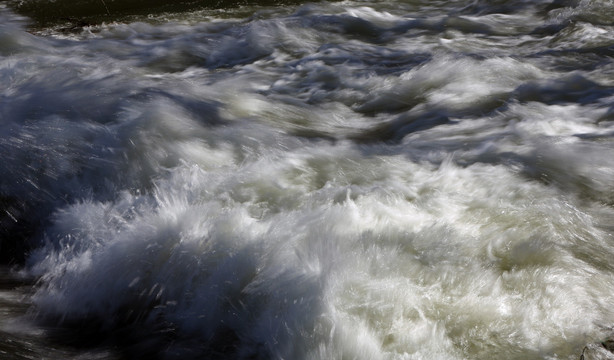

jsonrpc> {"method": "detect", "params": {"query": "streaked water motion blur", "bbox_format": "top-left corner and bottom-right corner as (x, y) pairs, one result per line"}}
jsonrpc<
(2, 0), (614, 358)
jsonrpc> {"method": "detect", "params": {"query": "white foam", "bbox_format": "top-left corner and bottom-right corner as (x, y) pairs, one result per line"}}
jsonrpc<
(27, 148), (614, 358)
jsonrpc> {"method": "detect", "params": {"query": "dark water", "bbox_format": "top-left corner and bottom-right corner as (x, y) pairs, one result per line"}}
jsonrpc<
(2, 0), (614, 358)
(7, 0), (314, 26)
(0, 267), (122, 359)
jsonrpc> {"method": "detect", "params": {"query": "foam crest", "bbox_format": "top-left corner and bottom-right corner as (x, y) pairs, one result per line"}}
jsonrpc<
(357, 56), (542, 115)
(26, 147), (614, 358)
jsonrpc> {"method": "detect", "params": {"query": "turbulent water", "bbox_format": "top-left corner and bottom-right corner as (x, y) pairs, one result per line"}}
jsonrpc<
(2, 0), (614, 359)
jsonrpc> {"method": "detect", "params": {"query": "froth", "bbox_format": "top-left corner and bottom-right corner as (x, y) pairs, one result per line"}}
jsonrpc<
(28, 148), (614, 358)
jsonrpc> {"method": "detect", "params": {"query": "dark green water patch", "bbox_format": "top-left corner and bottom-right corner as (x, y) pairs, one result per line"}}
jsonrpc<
(3, 0), (324, 27)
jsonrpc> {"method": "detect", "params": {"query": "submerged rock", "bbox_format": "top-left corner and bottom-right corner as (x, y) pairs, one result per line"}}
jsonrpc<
(581, 335), (614, 360)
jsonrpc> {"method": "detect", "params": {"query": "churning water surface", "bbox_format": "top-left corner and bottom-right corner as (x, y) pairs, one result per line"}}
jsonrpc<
(2, 0), (614, 359)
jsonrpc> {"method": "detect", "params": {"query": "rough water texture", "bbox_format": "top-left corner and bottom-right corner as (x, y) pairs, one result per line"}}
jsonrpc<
(1, 0), (614, 359)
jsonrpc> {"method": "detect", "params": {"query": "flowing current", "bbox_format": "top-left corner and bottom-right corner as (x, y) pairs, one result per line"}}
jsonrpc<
(2, 0), (614, 359)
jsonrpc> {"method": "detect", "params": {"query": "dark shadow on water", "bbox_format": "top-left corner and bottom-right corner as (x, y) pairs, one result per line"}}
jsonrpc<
(37, 315), (265, 360)
(350, 111), (453, 144)
(4, 0), (334, 27)
(512, 73), (614, 105)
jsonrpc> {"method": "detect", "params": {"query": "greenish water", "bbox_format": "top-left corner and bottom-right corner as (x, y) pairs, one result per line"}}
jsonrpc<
(5, 0), (317, 26)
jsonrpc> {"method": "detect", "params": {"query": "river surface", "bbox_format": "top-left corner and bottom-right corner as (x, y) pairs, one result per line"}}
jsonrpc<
(2, 0), (614, 359)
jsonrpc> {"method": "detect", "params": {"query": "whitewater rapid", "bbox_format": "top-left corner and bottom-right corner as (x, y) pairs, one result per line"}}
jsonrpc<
(2, 0), (614, 359)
